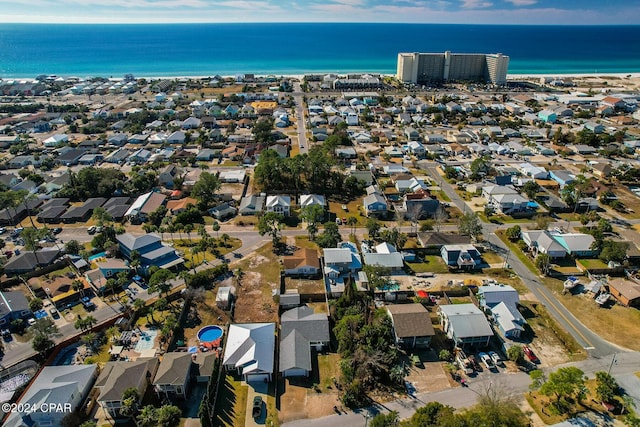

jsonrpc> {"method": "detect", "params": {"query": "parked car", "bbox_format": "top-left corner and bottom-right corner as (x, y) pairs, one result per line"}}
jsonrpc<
(252, 396), (262, 418)
(49, 308), (60, 319)
(467, 354), (481, 371)
(0, 227), (6, 234)
(488, 351), (502, 366)
(479, 352), (495, 370)
(87, 226), (97, 234)
(52, 227), (62, 234)
(522, 345), (540, 364)
(81, 296), (96, 311)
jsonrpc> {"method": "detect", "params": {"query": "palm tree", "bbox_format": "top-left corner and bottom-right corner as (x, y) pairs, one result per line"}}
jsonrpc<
(84, 315), (97, 330)
(81, 332), (97, 350)
(72, 279), (85, 297)
(184, 223), (194, 244)
(212, 221), (220, 238)
(220, 233), (230, 248)
(133, 298), (146, 314)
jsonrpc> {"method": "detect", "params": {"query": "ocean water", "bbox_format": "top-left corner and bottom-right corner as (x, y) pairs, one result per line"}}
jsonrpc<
(0, 23), (639, 78)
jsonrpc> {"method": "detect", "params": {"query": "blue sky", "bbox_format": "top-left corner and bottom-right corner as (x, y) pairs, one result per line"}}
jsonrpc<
(0, 0), (638, 24)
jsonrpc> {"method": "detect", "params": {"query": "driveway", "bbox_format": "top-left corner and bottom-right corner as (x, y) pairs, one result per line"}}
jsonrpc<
(245, 381), (269, 427)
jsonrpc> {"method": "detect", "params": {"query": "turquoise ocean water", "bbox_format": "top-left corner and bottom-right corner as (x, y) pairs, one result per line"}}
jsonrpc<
(0, 23), (639, 78)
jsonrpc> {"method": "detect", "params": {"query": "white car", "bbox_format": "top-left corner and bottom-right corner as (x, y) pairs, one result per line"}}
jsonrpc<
(478, 352), (495, 370)
(488, 351), (502, 366)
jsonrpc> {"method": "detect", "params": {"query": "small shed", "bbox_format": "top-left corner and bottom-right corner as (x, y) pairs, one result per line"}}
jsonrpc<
(216, 286), (235, 310)
(279, 292), (300, 309)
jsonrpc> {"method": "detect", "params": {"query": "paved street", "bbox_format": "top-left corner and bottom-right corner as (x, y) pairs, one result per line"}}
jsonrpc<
(293, 82), (309, 155)
(284, 352), (640, 427)
(423, 164), (622, 358)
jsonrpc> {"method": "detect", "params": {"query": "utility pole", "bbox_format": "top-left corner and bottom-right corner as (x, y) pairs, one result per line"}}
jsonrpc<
(607, 353), (617, 375)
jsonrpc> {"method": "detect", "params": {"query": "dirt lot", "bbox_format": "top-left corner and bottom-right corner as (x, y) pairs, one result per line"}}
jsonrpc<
(279, 352), (342, 423)
(284, 277), (325, 295)
(232, 244), (279, 323)
(403, 349), (454, 394)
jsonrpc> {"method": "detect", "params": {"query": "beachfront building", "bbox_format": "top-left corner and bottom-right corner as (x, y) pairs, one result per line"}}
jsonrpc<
(397, 52), (509, 85)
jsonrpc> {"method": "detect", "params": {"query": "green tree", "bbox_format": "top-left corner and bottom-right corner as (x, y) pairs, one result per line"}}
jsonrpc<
(595, 371), (618, 403)
(32, 333), (54, 355)
(29, 297), (43, 312)
(156, 404), (182, 427)
(540, 366), (585, 410)
(316, 221), (342, 248)
(599, 240), (629, 263)
(505, 225), (521, 241)
(212, 221), (220, 238)
(522, 180), (541, 199)
(458, 212), (482, 241)
(64, 240), (82, 255)
(257, 212), (284, 250)
(369, 411), (398, 427)
(366, 217), (381, 240)
(438, 349), (451, 361)
(507, 345), (525, 364)
(406, 401), (455, 426)
(148, 269), (176, 297)
(191, 171), (221, 208)
(91, 207), (112, 227)
(529, 369), (546, 391)
(469, 156), (493, 180)
(535, 253), (552, 276)
(300, 204), (325, 239)
(252, 117), (275, 144)
(534, 214), (552, 230)
(347, 216), (358, 236)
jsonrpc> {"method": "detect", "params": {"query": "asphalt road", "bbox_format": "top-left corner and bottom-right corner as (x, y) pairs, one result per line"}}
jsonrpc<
(423, 164), (622, 358)
(292, 82), (309, 155)
(282, 352), (640, 427)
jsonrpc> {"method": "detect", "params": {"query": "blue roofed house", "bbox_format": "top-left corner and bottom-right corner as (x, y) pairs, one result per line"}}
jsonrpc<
(116, 233), (183, 272)
(363, 192), (387, 217)
(477, 285), (525, 339)
(537, 110), (557, 124)
(0, 291), (31, 328)
(549, 170), (575, 189)
(441, 244), (482, 270)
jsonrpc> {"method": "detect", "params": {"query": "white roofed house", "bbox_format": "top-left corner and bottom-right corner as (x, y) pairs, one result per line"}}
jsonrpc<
(521, 230), (567, 259)
(477, 285), (526, 339)
(299, 194), (326, 209)
(438, 303), (493, 348)
(3, 365), (98, 427)
(363, 192), (387, 217)
(223, 323), (275, 383)
(266, 195), (291, 216)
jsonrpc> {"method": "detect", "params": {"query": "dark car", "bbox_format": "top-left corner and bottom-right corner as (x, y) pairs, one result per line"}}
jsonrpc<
(252, 396), (262, 418)
(52, 227), (62, 234)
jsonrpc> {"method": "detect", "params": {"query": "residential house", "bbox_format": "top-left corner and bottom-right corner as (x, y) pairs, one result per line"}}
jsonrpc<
(592, 162), (613, 179)
(153, 352), (194, 399)
(538, 110), (557, 123)
(55, 148), (86, 166)
(96, 359), (159, 418)
(607, 278), (640, 307)
(239, 194), (265, 216)
(417, 233), (470, 248)
(128, 149), (151, 164)
(438, 304), (493, 348)
(265, 195), (291, 216)
(60, 197), (107, 223)
(299, 194), (326, 209)
(363, 192), (387, 217)
(167, 130), (186, 145)
(549, 170), (575, 189)
(3, 249), (60, 275)
(386, 304), (435, 349)
(4, 365), (98, 427)
(279, 306), (330, 377)
(363, 251), (404, 273)
(223, 323), (276, 383)
(125, 191), (166, 223)
(477, 285), (525, 339)
(283, 248), (320, 277)
(521, 230), (568, 259)
(116, 233), (183, 270)
(0, 291), (32, 327)
(159, 164), (180, 188)
(552, 233), (597, 257)
(209, 203), (238, 221)
(43, 134), (68, 147)
(440, 244), (481, 270)
(407, 141), (426, 158)
(403, 193), (441, 220)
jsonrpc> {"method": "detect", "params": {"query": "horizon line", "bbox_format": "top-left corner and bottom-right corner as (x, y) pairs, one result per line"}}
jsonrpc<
(1, 21), (640, 26)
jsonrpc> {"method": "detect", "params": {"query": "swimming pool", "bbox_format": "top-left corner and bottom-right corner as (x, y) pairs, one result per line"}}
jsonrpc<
(197, 325), (224, 343)
(134, 330), (158, 352)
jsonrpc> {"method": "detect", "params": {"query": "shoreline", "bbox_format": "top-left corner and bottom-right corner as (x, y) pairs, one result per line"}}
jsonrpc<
(2, 71), (640, 82)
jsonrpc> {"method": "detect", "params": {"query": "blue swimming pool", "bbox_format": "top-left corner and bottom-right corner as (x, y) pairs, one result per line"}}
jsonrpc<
(197, 325), (224, 343)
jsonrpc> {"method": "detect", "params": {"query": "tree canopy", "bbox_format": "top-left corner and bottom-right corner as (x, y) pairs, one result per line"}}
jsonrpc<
(58, 167), (127, 201)
(190, 171), (221, 208)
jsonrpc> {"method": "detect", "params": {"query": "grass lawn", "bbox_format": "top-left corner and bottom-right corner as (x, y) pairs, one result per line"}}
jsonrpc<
(526, 378), (634, 425)
(328, 198), (365, 225)
(234, 216), (258, 227)
(481, 250), (504, 265)
(577, 259), (609, 269)
(317, 353), (341, 391)
(213, 374), (248, 427)
(406, 255), (449, 274)
(174, 237), (241, 269)
(449, 296), (473, 304)
(293, 235), (319, 249)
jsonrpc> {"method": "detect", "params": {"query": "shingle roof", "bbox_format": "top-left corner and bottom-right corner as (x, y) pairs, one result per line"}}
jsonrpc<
(97, 359), (158, 402)
(153, 352), (192, 386)
(386, 304), (435, 339)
